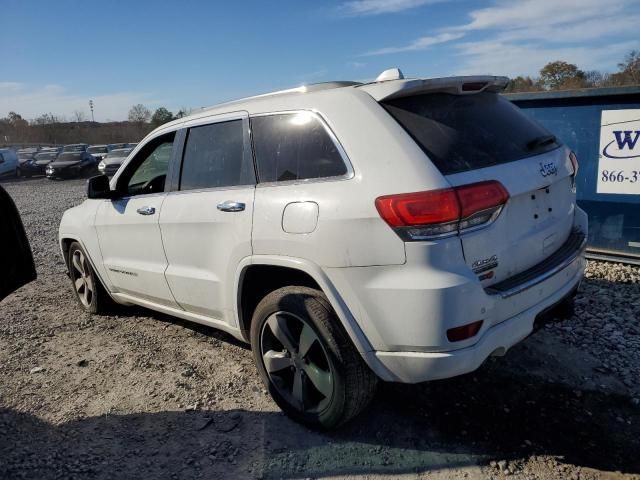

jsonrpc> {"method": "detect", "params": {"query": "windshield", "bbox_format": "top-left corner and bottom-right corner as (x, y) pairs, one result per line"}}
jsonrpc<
(88, 146), (108, 154)
(57, 152), (82, 162)
(382, 92), (560, 175)
(18, 152), (34, 160)
(34, 152), (56, 160)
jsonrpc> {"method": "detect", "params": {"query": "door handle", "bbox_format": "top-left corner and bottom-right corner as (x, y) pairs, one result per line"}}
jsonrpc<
(217, 201), (245, 212)
(136, 206), (156, 215)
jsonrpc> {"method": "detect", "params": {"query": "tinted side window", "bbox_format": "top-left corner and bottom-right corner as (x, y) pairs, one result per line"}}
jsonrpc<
(251, 112), (348, 183)
(180, 120), (254, 190)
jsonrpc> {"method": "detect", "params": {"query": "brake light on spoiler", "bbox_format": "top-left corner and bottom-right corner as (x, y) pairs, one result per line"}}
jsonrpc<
(375, 180), (509, 241)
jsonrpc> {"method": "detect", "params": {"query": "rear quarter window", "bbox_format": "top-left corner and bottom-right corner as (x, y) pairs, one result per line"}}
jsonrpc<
(382, 92), (560, 175)
(251, 112), (348, 183)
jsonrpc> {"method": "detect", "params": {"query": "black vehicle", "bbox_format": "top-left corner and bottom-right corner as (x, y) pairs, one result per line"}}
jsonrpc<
(97, 147), (132, 176)
(18, 151), (58, 177)
(62, 143), (88, 153)
(87, 145), (108, 161)
(0, 185), (36, 300)
(46, 151), (97, 179)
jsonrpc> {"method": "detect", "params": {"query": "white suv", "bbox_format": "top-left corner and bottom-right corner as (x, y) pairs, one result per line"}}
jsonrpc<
(58, 70), (587, 429)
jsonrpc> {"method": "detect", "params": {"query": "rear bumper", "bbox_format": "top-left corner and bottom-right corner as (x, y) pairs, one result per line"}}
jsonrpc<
(324, 208), (588, 383)
(364, 259), (583, 382)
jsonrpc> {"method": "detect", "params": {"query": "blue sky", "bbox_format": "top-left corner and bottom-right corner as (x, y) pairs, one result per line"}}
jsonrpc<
(1, 0), (639, 121)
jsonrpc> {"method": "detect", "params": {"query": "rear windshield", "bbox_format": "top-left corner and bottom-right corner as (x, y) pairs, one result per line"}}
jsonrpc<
(382, 92), (560, 175)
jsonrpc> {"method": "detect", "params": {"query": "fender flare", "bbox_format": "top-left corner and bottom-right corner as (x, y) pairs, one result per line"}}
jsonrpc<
(234, 255), (374, 354)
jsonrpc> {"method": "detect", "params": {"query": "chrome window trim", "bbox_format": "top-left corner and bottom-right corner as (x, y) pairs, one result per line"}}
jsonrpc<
(250, 109), (355, 187)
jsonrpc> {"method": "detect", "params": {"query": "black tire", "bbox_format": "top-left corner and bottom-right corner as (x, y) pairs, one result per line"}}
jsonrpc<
(250, 286), (377, 430)
(67, 242), (115, 314)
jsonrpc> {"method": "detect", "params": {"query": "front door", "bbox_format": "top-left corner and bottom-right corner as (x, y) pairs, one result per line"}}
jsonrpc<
(159, 113), (255, 323)
(95, 131), (179, 307)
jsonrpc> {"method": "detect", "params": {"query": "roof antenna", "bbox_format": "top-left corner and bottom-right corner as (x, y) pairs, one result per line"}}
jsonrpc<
(375, 68), (404, 82)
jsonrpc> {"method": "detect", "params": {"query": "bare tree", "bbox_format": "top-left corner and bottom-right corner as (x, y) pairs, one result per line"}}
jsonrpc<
(128, 104), (151, 124)
(73, 110), (86, 123)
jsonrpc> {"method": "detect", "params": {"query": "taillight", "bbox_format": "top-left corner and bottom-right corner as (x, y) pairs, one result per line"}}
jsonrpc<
(569, 151), (579, 177)
(375, 180), (509, 241)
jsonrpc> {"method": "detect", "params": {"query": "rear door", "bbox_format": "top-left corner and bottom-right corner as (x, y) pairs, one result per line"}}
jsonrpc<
(159, 112), (255, 322)
(382, 91), (576, 285)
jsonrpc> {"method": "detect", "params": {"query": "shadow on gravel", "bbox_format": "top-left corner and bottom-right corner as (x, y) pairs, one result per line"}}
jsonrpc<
(2, 371), (638, 479)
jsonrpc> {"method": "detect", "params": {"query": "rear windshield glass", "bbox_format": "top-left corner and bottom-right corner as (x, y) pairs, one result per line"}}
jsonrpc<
(382, 92), (560, 175)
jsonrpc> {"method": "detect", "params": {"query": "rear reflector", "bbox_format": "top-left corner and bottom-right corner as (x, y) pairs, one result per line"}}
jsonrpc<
(376, 180), (509, 240)
(447, 320), (483, 342)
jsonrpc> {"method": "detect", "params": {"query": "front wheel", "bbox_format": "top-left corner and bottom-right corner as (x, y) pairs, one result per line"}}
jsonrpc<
(250, 286), (377, 430)
(67, 242), (114, 314)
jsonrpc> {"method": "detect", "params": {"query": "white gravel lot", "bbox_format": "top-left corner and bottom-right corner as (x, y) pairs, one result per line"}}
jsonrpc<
(0, 176), (638, 480)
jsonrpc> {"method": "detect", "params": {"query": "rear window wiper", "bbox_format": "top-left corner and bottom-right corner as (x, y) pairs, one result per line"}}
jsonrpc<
(527, 135), (557, 151)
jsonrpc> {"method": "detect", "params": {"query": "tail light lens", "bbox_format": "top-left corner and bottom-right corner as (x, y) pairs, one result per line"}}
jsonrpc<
(376, 180), (509, 241)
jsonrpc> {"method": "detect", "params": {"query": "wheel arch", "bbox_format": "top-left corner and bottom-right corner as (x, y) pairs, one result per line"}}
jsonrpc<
(234, 256), (374, 357)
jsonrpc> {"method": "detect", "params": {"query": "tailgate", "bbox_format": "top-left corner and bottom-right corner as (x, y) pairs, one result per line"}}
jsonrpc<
(447, 147), (576, 286)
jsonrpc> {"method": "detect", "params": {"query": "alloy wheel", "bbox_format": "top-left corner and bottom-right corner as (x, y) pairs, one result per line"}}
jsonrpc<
(260, 311), (334, 414)
(71, 249), (94, 308)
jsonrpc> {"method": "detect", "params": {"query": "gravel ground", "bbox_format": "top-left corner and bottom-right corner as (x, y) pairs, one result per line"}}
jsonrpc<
(0, 176), (639, 480)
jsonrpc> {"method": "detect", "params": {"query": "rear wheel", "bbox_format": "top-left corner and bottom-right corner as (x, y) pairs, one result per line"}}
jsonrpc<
(250, 286), (377, 430)
(67, 242), (114, 314)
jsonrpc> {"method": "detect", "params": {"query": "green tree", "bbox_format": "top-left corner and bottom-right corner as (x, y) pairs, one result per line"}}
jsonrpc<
(151, 107), (174, 127)
(539, 61), (586, 90)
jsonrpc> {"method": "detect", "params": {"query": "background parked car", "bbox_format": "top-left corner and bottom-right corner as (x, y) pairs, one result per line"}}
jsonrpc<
(87, 145), (109, 161)
(19, 151), (59, 177)
(62, 144), (88, 153)
(97, 147), (132, 176)
(46, 151), (96, 179)
(16, 149), (39, 176)
(0, 149), (19, 178)
(107, 143), (128, 152)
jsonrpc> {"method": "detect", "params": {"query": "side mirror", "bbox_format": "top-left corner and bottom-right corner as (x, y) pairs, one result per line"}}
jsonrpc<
(87, 175), (114, 199)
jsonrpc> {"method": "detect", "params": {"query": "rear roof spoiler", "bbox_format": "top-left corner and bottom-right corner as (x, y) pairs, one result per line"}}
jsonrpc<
(357, 75), (510, 102)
